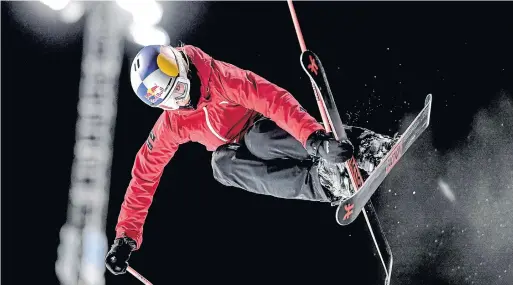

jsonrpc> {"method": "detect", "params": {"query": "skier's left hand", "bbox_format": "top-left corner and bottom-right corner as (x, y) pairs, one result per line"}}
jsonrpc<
(306, 130), (354, 163)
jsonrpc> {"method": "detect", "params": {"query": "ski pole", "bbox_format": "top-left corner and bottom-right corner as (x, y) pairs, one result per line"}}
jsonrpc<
(286, 1), (393, 284)
(127, 266), (153, 285)
(287, 0), (332, 133)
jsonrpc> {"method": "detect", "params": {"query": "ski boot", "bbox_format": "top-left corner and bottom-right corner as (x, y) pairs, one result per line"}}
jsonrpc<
(357, 131), (400, 173)
(317, 132), (400, 205)
(316, 158), (353, 206)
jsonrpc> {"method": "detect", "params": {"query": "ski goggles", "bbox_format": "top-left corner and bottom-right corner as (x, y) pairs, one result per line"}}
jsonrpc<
(158, 76), (191, 110)
(153, 46), (191, 110)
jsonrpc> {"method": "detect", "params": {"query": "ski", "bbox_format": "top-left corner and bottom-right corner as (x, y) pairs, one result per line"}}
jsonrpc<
(300, 51), (348, 142)
(299, 49), (394, 285)
(287, 1), (395, 283)
(336, 94), (432, 226)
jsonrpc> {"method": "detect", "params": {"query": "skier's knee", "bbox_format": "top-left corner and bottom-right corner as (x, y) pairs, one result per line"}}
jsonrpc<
(211, 144), (238, 186)
(251, 118), (277, 133)
(244, 118), (284, 160)
(244, 118), (275, 144)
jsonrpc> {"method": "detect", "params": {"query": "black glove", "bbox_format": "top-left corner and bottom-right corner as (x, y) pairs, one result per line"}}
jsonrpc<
(105, 237), (137, 275)
(306, 130), (354, 163)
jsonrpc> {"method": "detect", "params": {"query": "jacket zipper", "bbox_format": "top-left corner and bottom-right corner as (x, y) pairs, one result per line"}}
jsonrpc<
(202, 106), (229, 143)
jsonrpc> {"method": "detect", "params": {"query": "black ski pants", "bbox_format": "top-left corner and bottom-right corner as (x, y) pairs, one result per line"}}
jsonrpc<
(211, 118), (370, 202)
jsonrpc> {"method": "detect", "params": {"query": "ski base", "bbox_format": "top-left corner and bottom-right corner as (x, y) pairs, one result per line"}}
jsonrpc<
(336, 94), (433, 226)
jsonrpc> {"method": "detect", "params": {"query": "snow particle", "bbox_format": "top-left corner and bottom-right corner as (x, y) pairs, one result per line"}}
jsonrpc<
(413, 191), (416, 195)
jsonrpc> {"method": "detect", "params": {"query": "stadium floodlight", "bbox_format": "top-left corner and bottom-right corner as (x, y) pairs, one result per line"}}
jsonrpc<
(129, 23), (170, 46)
(39, 0), (70, 11)
(115, 0), (163, 26)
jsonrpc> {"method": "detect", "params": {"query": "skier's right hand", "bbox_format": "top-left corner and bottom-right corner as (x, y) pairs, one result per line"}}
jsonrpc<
(105, 236), (137, 275)
(306, 130), (354, 163)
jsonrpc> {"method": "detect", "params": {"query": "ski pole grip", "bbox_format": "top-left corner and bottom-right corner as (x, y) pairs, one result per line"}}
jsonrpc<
(127, 266), (153, 285)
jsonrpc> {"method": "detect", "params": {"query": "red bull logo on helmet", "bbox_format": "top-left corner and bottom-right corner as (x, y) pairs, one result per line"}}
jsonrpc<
(145, 84), (165, 103)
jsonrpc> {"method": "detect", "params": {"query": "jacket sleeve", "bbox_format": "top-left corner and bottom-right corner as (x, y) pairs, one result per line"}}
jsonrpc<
(115, 112), (184, 249)
(223, 68), (324, 146)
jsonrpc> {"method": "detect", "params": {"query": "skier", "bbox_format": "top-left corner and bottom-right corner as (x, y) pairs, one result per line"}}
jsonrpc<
(105, 44), (398, 275)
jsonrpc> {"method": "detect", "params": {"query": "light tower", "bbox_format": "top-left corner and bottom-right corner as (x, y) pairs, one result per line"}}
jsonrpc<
(40, 1), (168, 285)
(54, 2), (125, 285)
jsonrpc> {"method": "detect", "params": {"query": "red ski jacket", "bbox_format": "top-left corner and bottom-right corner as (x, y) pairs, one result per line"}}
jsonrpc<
(115, 45), (324, 249)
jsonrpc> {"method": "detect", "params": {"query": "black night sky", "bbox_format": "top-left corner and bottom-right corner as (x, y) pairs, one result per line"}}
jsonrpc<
(3, 2), (513, 285)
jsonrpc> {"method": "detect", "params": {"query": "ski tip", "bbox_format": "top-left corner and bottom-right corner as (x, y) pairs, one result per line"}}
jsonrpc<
(300, 50), (319, 62)
(335, 206), (343, 225)
(301, 49), (314, 55)
(335, 203), (358, 226)
(425, 94), (432, 106)
(425, 94), (433, 127)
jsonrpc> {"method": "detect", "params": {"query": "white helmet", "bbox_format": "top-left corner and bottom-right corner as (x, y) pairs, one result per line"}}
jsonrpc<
(130, 45), (190, 110)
